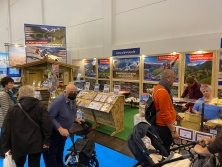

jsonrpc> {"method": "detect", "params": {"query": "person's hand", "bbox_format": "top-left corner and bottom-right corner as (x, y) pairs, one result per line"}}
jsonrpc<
(172, 132), (179, 139)
(199, 137), (210, 145)
(193, 144), (203, 154)
(182, 104), (188, 109)
(7, 150), (11, 155)
(193, 110), (201, 115)
(75, 117), (84, 124)
(58, 127), (69, 137)
(43, 144), (49, 149)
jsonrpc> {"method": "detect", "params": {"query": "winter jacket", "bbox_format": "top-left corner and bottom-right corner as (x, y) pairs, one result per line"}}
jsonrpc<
(0, 88), (14, 127)
(1, 96), (52, 159)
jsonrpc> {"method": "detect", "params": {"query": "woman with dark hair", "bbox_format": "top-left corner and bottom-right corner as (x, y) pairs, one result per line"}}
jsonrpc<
(0, 77), (17, 157)
(0, 77), (17, 127)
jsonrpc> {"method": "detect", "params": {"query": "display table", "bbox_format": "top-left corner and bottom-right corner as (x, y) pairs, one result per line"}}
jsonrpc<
(77, 91), (125, 136)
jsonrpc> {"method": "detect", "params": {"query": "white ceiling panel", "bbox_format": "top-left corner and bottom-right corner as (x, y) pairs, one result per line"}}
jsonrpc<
(115, 0), (222, 45)
(0, 8), (8, 33)
(0, 31), (9, 51)
(115, 0), (166, 14)
(10, 0), (42, 42)
(43, 0), (102, 27)
(66, 19), (103, 49)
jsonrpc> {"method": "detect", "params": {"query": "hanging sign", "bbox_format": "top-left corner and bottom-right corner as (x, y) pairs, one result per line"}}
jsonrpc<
(112, 48), (140, 56)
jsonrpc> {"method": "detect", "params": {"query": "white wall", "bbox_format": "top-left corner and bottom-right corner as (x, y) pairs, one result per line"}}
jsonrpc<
(1, 0), (222, 60)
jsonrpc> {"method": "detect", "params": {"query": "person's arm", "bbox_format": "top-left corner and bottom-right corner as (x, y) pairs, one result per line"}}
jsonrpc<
(192, 102), (200, 114)
(207, 136), (222, 154)
(40, 105), (53, 147)
(181, 87), (188, 98)
(0, 92), (11, 114)
(193, 145), (211, 156)
(1, 108), (12, 153)
(48, 99), (61, 130)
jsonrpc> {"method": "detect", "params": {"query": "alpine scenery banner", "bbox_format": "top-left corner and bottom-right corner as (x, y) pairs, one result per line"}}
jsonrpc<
(24, 24), (66, 63)
(98, 59), (110, 79)
(112, 57), (140, 80)
(84, 59), (96, 78)
(8, 46), (26, 67)
(144, 55), (179, 82)
(185, 53), (213, 85)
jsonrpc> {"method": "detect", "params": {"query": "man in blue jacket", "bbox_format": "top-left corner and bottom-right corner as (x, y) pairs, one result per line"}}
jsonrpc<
(43, 84), (83, 167)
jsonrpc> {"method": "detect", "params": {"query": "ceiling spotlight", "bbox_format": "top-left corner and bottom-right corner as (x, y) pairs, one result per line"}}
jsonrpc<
(197, 50), (203, 54)
(14, 44), (19, 47)
(172, 52), (177, 55)
(94, 58), (96, 59)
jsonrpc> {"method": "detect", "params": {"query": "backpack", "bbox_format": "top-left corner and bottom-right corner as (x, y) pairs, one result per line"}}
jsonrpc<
(145, 89), (165, 125)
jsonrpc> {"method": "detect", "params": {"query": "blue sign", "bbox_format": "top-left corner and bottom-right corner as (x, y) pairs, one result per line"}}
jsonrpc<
(221, 38), (222, 48)
(112, 48), (140, 56)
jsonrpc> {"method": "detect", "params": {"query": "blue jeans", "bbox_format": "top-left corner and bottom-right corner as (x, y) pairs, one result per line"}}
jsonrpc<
(43, 130), (67, 167)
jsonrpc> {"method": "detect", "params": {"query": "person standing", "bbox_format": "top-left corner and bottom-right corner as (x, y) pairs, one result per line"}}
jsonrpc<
(43, 84), (84, 167)
(1, 85), (52, 167)
(181, 76), (203, 112)
(153, 69), (179, 151)
(0, 77), (17, 127)
(0, 77), (17, 157)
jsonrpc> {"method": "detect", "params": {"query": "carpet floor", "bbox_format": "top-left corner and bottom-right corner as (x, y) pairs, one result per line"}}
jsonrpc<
(95, 106), (138, 140)
(0, 137), (137, 167)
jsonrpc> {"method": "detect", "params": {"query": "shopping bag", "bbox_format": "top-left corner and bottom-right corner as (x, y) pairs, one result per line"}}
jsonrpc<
(3, 152), (16, 167)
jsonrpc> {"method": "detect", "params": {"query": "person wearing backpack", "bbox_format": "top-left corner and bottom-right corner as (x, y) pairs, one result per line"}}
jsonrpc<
(153, 69), (179, 151)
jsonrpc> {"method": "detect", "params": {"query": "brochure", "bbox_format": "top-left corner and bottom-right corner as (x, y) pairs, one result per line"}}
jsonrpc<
(100, 95), (108, 102)
(103, 84), (110, 94)
(88, 102), (103, 110)
(106, 95), (116, 104)
(100, 103), (111, 112)
(94, 94), (102, 101)
(94, 83), (100, 93)
(140, 93), (149, 105)
(85, 82), (90, 91)
(114, 85), (120, 95)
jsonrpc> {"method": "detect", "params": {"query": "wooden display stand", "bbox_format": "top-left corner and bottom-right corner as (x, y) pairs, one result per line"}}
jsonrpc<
(77, 91), (125, 136)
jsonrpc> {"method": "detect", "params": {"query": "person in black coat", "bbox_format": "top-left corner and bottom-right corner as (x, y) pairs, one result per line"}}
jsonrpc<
(1, 85), (52, 167)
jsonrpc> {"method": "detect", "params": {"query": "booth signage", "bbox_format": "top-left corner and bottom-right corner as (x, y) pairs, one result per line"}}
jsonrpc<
(112, 48), (140, 56)
(221, 38), (222, 48)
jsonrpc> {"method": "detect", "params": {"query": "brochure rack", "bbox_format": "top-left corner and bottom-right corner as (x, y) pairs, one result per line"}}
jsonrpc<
(77, 91), (125, 136)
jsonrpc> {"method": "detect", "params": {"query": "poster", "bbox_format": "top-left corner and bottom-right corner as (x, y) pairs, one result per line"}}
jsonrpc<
(219, 52), (222, 85)
(113, 58), (139, 80)
(24, 24), (66, 63)
(84, 60), (96, 78)
(185, 53), (212, 84)
(52, 64), (59, 72)
(0, 52), (8, 77)
(8, 46), (26, 66)
(144, 55), (179, 82)
(98, 59), (110, 78)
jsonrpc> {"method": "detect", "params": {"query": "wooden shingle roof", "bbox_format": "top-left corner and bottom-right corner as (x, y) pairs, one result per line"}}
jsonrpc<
(11, 56), (79, 69)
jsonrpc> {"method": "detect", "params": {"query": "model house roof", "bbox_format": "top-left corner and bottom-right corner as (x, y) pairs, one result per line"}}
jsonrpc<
(11, 56), (79, 69)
